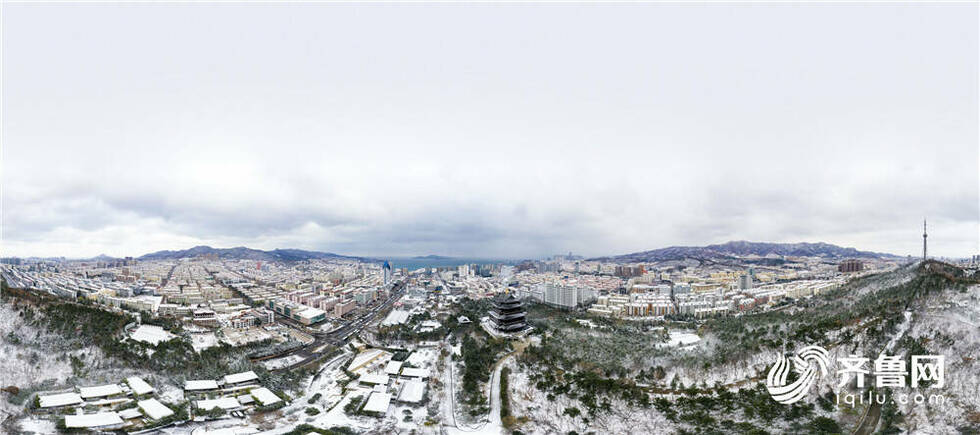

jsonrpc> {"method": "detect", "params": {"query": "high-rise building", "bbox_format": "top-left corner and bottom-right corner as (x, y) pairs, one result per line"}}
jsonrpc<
(838, 259), (864, 273)
(738, 274), (753, 290)
(540, 283), (596, 309)
(383, 261), (392, 286)
(489, 293), (527, 333)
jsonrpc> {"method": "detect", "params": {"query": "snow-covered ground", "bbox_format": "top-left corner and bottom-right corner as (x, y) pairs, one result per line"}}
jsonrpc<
(130, 324), (177, 345)
(191, 332), (220, 352)
(660, 330), (702, 348)
(507, 365), (673, 434)
(890, 284), (980, 432)
(261, 354), (304, 370)
(16, 415), (57, 434)
(0, 303), (188, 433)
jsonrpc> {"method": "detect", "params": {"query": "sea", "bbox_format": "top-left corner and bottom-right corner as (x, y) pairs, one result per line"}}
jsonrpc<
(384, 257), (518, 270)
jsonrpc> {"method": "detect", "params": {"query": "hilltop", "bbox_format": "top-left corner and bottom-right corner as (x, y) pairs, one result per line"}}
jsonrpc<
(138, 245), (370, 262)
(592, 240), (900, 262)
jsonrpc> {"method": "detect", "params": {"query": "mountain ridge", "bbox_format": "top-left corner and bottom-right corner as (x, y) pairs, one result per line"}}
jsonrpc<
(138, 245), (372, 262)
(590, 240), (901, 262)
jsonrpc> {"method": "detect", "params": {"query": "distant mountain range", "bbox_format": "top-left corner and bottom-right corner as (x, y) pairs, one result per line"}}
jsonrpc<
(411, 254), (454, 260)
(591, 241), (900, 262)
(11, 241), (901, 264)
(138, 245), (371, 262)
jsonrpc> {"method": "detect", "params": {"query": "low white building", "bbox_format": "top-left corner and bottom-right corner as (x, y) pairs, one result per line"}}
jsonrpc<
(400, 367), (430, 379)
(185, 380), (219, 391)
(127, 376), (154, 396)
(197, 396), (241, 411)
(39, 392), (83, 409)
(250, 387), (282, 406)
(363, 392), (392, 414)
(397, 380), (425, 403)
(384, 361), (403, 375)
(223, 371), (258, 386)
(64, 412), (124, 430)
(79, 384), (123, 400)
(359, 373), (390, 385)
(138, 398), (174, 420)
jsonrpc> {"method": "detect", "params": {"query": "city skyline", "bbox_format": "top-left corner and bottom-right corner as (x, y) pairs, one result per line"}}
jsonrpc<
(3, 4), (978, 258)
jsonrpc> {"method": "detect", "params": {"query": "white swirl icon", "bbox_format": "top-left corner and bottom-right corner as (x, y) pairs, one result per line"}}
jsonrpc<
(765, 345), (830, 404)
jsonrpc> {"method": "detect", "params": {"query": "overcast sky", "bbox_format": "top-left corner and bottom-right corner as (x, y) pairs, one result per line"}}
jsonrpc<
(2, 3), (977, 259)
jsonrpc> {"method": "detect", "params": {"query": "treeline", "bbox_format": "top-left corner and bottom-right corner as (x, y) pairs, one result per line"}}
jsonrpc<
(459, 333), (509, 415)
(524, 363), (650, 418)
(702, 263), (975, 367)
(654, 384), (841, 434)
(13, 299), (305, 390)
(499, 367), (512, 425)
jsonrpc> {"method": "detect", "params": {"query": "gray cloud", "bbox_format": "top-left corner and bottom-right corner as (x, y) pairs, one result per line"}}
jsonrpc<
(1, 4), (977, 258)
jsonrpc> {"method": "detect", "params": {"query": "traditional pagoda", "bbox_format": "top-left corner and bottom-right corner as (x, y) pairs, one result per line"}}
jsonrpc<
(489, 293), (527, 334)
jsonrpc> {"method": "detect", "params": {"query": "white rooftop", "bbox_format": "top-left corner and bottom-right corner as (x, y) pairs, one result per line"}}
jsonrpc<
(185, 379), (219, 391)
(197, 396), (241, 411)
(79, 384), (123, 399)
(400, 367), (430, 379)
(299, 307), (326, 318)
(397, 379), (425, 403)
(349, 349), (389, 372)
(39, 392), (83, 408)
(223, 371), (258, 385)
(64, 412), (123, 428)
(363, 392), (392, 414)
(384, 361), (403, 375)
(359, 373), (390, 385)
(126, 376), (154, 395)
(381, 309), (410, 326)
(118, 408), (143, 419)
(250, 387), (281, 406)
(138, 398), (174, 420)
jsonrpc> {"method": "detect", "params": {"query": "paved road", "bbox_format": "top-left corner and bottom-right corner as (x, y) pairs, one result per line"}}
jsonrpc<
(267, 281), (406, 371)
(853, 393), (882, 435)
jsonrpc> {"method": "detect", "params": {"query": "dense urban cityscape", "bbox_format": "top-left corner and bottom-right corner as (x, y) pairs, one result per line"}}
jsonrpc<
(2, 238), (979, 434)
(3, 2), (977, 434)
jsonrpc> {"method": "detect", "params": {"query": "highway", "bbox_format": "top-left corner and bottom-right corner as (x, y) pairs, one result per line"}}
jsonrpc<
(266, 281), (407, 371)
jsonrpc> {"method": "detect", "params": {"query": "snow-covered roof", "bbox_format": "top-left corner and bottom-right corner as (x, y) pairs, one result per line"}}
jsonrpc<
(196, 397), (241, 411)
(236, 394), (254, 405)
(126, 376), (154, 395)
(39, 392), (83, 408)
(349, 349), (389, 372)
(250, 387), (281, 406)
(185, 379), (219, 391)
(397, 380), (425, 403)
(79, 384), (123, 399)
(381, 310), (410, 326)
(138, 398), (174, 420)
(418, 320), (441, 330)
(400, 367), (430, 379)
(384, 361), (403, 375)
(197, 428), (260, 435)
(223, 371), (258, 385)
(118, 408), (143, 419)
(359, 373), (389, 385)
(363, 392), (392, 414)
(298, 307), (325, 319)
(64, 412), (124, 428)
